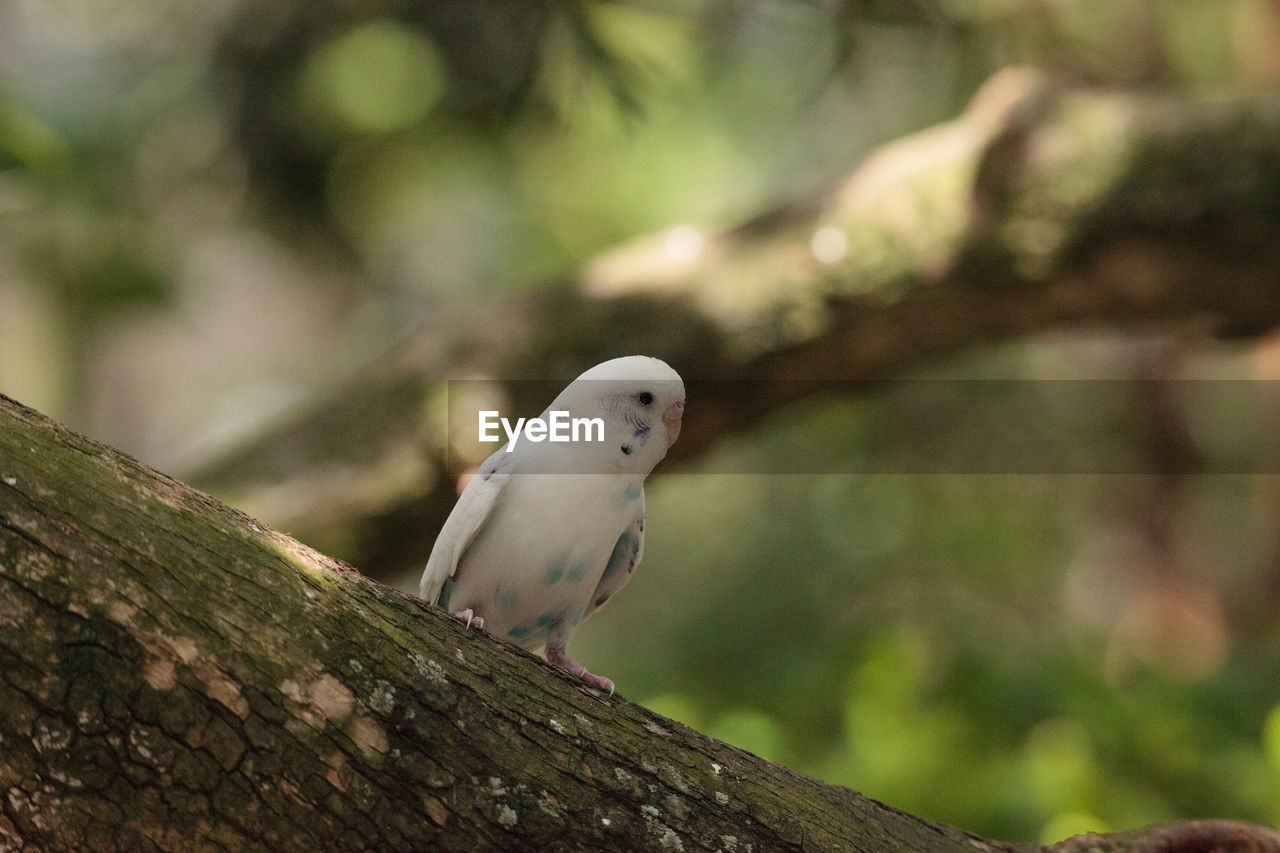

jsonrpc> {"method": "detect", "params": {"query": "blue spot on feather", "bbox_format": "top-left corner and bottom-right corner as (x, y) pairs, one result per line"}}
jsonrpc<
(508, 625), (531, 640)
(545, 556), (588, 585)
(437, 579), (454, 610)
(613, 481), (642, 508)
(536, 613), (556, 628)
(601, 529), (639, 583)
(494, 588), (518, 609)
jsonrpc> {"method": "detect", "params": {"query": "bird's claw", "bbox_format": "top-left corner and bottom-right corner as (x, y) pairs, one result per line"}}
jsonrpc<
(546, 644), (614, 695)
(582, 673), (615, 695)
(451, 608), (484, 630)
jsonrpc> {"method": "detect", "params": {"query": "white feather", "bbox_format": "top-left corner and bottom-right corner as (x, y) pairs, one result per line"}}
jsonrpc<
(417, 449), (512, 604)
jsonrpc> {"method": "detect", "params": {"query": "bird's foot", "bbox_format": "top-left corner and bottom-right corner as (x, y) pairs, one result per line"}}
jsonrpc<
(546, 644), (614, 695)
(451, 608), (484, 630)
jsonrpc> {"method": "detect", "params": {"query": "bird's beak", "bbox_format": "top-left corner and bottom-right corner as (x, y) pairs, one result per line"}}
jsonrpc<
(663, 401), (684, 447)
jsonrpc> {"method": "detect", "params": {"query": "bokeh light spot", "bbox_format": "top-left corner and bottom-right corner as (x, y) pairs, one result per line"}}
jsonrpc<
(1263, 703), (1280, 778)
(662, 224), (703, 264)
(302, 20), (444, 134)
(810, 225), (848, 264)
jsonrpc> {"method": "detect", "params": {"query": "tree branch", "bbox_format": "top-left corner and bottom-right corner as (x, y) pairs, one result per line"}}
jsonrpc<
(4, 398), (1280, 850)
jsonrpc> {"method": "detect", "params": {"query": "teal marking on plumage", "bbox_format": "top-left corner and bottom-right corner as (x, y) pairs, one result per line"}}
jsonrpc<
(494, 588), (518, 609)
(508, 625), (532, 639)
(544, 565), (563, 585)
(612, 481), (643, 508)
(565, 564), (587, 582)
(437, 578), (454, 609)
(601, 529), (639, 583)
(536, 613), (556, 628)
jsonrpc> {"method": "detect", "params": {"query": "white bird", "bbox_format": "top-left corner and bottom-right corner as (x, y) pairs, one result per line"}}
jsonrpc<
(420, 355), (685, 693)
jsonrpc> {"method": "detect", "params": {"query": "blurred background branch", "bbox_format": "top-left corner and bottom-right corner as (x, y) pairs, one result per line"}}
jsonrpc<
(192, 70), (1280, 589)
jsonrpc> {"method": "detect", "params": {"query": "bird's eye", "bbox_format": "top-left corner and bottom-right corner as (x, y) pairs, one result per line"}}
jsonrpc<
(637, 392), (654, 406)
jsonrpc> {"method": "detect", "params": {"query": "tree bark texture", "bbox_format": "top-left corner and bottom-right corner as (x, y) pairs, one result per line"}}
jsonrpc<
(0, 393), (985, 851)
(6, 396), (1280, 851)
(188, 68), (1280, 583)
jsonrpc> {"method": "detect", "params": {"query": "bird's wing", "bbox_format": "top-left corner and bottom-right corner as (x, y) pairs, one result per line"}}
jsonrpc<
(419, 450), (514, 605)
(584, 497), (646, 619)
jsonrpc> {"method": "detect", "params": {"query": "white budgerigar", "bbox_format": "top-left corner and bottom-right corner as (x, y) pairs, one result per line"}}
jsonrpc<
(420, 355), (685, 693)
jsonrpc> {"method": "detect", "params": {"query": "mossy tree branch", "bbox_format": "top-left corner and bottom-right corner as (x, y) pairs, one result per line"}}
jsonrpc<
(4, 394), (1278, 851)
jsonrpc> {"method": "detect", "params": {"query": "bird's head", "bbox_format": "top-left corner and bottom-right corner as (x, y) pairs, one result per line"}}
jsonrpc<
(547, 355), (685, 476)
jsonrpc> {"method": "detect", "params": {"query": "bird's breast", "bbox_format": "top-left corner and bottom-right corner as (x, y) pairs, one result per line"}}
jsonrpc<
(449, 474), (644, 648)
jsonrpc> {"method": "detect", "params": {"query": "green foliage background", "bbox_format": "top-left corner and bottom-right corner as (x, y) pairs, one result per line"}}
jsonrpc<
(582, 356), (1280, 841)
(2, 0), (1279, 843)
